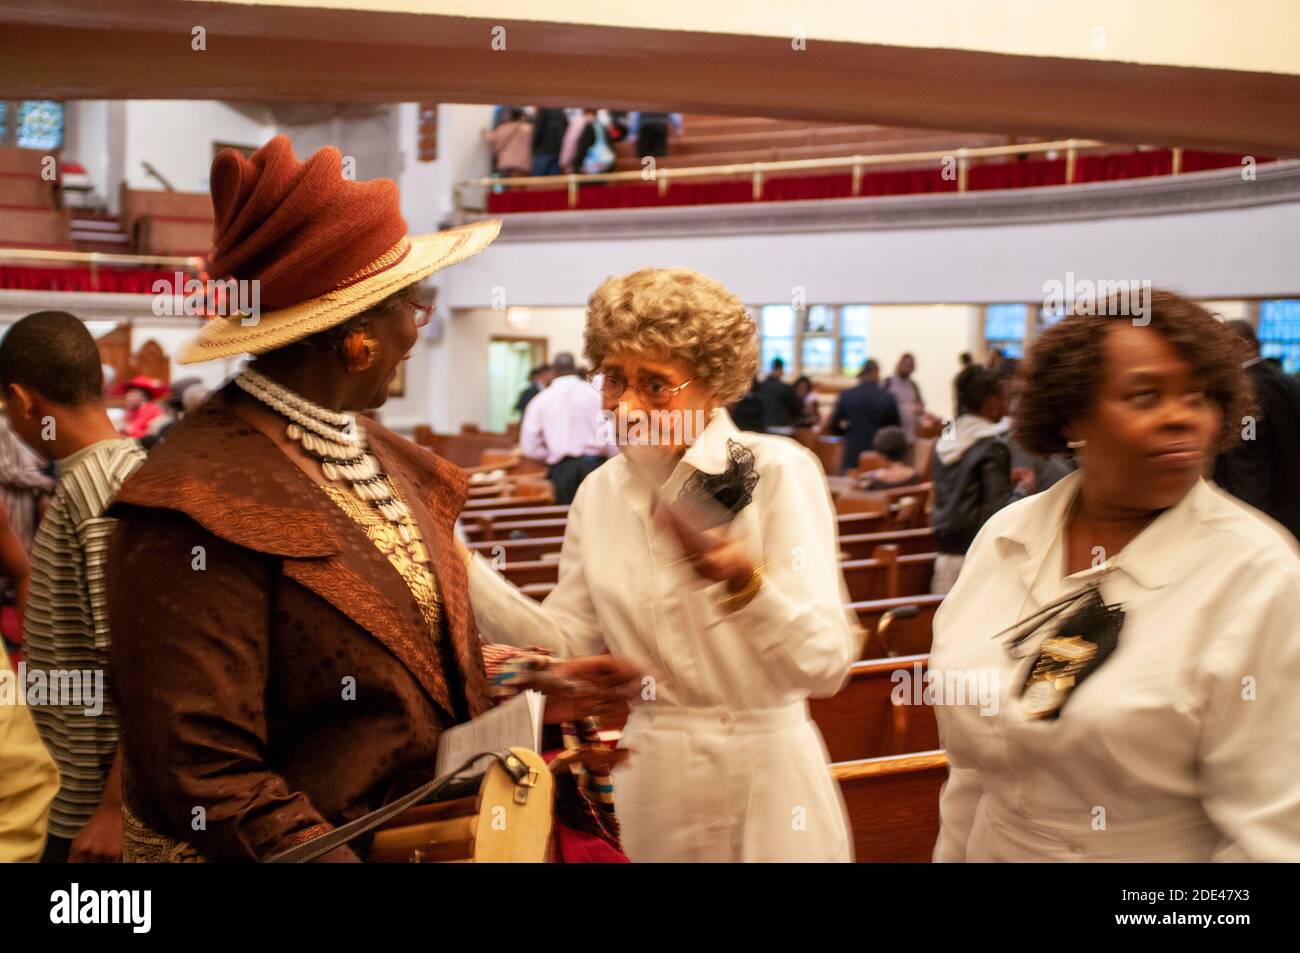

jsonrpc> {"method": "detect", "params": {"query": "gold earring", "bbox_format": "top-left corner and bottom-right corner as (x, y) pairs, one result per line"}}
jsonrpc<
(343, 330), (379, 373)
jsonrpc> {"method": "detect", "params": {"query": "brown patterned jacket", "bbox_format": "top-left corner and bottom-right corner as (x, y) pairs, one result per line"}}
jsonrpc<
(106, 385), (491, 861)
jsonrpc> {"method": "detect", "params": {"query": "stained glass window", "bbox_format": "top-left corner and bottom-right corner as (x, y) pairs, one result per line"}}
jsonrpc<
(984, 303), (1028, 359)
(840, 305), (870, 374)
(759, 305), (796, 374)
(14, 101), (64, 150)
(1259, 300), (1300, 374)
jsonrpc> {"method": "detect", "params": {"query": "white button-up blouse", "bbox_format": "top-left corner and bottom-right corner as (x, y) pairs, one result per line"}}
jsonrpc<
(466, 409), (857, 861)
(931, 470), (1300, 862)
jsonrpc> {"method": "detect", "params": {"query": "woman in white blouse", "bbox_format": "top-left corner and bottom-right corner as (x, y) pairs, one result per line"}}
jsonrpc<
(462, 267), (856, 862)
(932, 291), (1300, 862)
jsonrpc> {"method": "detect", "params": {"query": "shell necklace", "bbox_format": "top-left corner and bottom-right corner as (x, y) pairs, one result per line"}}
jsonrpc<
(235, 367), (415, 534)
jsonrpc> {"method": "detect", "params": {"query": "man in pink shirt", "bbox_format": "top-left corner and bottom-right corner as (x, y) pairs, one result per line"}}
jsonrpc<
(520, 352), (611, 504)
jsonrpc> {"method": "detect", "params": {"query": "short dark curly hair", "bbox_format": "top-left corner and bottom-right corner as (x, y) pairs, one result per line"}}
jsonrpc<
(1015, 290), (1253, 457)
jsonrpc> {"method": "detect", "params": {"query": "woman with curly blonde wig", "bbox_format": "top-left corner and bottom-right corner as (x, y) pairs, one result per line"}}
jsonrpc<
(462, 267), (856, 862)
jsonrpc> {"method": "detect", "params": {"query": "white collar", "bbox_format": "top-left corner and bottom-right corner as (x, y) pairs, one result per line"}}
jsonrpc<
(992, 470), (1214, 600)
(679, 407), (742, 477)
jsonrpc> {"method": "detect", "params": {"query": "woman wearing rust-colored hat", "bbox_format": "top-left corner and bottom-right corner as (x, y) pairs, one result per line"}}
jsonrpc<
(102, 137), (629, 862)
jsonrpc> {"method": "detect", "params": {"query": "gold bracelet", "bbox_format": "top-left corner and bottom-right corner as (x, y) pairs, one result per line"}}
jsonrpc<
(718, 563), (766, 614)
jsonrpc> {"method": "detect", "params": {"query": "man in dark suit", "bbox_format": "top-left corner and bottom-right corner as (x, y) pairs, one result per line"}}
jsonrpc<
(830, 359), (901, 474)
(755, 358), (803, 435)
(1213, 320), (1300, 542)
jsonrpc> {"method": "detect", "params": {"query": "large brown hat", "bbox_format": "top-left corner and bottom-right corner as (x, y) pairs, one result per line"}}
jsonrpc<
(178, 135), (498, 364)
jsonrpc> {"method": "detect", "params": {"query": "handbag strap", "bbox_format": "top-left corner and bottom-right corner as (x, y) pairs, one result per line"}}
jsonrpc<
(262, 750), (525, 864)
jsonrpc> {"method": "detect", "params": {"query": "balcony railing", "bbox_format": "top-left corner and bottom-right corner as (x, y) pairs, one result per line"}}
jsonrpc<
(454, 138), (1208, 212)
(0, 248), (206, 293)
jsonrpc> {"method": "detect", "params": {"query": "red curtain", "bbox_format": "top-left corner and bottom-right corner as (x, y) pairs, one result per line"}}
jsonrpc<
(486, 149), (1262, 214)
(0, 266), (189, 294)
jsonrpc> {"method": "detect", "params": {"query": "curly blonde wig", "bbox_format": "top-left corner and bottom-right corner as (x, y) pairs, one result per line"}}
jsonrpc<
(584, 268), (758, 404)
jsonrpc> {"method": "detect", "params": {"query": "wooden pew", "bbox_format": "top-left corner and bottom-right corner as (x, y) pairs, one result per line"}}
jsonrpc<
(853, 594), (943, 658)
(0, 145), (53, 177)
(840, 546), (936, 601)
(491, 558), (559, 588)
(811, 655), (939, 762)
(135, 216), (213, 256)
(839, 527), (935, 559)
(835, 511), (889, 535)
(0, 206), (71, 248)
(414, 425), (522, 469)
(119, 185), (213, 241)
(833, 750), (947, 862)
(0, 177), (55, 208)
(487, 541), (934, 597)
(461, 503), (569, 521)
(465, 518), (568, 543)
(461, 490), (557, 511)
(467, 535), (564, 563)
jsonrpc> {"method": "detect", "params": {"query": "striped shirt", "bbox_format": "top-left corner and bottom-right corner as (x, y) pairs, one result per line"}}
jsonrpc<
(23, 437), (145, 839)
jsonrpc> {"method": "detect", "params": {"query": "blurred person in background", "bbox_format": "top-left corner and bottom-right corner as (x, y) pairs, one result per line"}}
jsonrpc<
(115, 375), (166, 441)
(859, 425), (921, 490)
(1212, 320), (1300, 542)
(756, 357), (802, 436)
(829, 359), (901, 474)
(998, 358), (1075, 494)
(932, 292), (1300, 861)
(513, 363), (553, 420)
(883, 352), (926, 453)
(0, 647), (60, 862)
(727, 376), (767, 433)
(140, 376), (206, 450)
(520, 352), (610, 504)
(793, 375), (821, 429)
(0, 406), (54, 552)
(929, 364), (1034, 593)
(483, 106), (533, 178)
(530, 107), (568, 176)
(629, 112), (683, 159)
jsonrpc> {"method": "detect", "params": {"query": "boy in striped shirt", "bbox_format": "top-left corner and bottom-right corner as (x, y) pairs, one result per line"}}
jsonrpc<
(0, 311), (146, 862)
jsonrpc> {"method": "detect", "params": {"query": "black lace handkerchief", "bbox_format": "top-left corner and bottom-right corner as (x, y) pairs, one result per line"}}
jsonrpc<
(674, 439), (760, 529)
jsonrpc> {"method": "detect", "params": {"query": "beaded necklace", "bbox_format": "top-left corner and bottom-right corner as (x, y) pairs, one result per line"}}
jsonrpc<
(235, 367), (416, 538)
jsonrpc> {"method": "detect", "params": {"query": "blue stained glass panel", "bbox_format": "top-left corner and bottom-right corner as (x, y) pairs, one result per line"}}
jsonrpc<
(1259, 300), (1300, 373)
(985, 303), (1028, 341)
(760, 305), (796, 337)
(841, 305), (870, 338)
(841, 338), (869, 374)
(801, 337), (834, 375)
(761, 338), (796, 374)
(17, 100), (63, 150)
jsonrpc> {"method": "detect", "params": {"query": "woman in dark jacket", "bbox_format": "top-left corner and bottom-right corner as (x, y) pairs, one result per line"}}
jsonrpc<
(106, 137), (631, 862)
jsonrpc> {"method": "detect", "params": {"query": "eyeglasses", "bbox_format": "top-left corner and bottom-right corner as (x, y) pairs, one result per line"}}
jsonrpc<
(393, 292), (435, 329)
(590, 371), (693, 407)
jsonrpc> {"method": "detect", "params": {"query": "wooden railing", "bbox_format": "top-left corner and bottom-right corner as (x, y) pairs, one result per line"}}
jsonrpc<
(453, 137), (1186, 211)
(0, 248), (207, 293)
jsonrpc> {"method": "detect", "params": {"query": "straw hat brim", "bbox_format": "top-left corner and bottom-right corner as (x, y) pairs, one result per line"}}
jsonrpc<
(177, 218), (501, 364)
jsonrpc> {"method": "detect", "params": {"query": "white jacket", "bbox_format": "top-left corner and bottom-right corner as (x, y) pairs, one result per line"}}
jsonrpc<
(468, 409), (856, 861)
(931, 471), (1300, 861)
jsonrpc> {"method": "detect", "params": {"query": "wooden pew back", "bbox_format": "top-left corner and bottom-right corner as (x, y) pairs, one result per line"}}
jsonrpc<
(833, 750), (946, 862)
(811, 654), (940, 762)
(853, 594), (943, 658)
